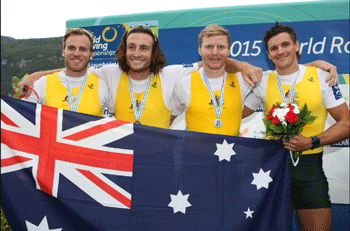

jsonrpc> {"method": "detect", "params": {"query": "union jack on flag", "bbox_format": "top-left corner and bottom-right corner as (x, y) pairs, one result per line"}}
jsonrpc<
(1, 97), (134, 209)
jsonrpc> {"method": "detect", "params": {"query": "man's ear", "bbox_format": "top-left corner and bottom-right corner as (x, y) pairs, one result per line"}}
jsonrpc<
(295, 40), (300, 53)
(90, 52), (94, 61)
(198, 46), (202, 57)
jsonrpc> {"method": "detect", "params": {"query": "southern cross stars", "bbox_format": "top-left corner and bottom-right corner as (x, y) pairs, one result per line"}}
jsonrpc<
(168, 140), (274, 221)
(168, 190), (191, 214)
(25, 216), (62, 231)
(214, 139), (236, 161)
(251, 168), (273, 190)
(244, 207), (254, 219)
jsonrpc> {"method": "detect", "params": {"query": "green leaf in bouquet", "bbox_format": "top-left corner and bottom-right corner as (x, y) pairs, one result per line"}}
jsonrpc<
(305, 111), (312, 118)
(263, 117), (274, 128)
(12, 73), (29, 99)
(269, 124), (284, 134)
(298, 104), (308, 117)
(281, 123), (288, 133)
(306, 117), (317, 125)
(297, 126), (304, 134)
(309, 115), (317, 122)
(262, 117), (270, 124)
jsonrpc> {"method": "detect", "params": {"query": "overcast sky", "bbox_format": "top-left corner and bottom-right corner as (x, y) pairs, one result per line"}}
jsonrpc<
(1, 0), (316, 39)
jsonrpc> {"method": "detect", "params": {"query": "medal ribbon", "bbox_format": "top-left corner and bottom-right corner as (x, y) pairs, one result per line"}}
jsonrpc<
(202, 69), (226, 119)
(276, 70), (299, 104)
(65, 72), (89, 112)
(129, 74), (152, 121)
(276, 70), (301, 167)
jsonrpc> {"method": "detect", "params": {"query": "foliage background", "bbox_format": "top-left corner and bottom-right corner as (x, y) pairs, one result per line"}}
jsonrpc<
(1, 207), (11, 231)
(1, 36), (64, 97)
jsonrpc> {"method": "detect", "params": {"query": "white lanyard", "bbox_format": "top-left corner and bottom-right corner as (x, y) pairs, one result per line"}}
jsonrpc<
(276, 70), (299, 104)
(202, 70), (226, 128)
(129, 74), (152, 123)
(64, 72), (89, 112)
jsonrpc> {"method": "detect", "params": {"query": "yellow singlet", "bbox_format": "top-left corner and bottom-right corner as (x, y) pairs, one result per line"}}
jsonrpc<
(115, 73), (171, 128)
(186, 70), (243, 136)
(45, 73), (103, 116)
(264, 67), (327, 154)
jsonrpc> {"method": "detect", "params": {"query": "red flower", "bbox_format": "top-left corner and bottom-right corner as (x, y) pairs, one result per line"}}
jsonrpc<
(285, 111), (299, 123)
(272, 116), (281, 124)
(287, 104), (295, 112)
(269, 105), (280, 115)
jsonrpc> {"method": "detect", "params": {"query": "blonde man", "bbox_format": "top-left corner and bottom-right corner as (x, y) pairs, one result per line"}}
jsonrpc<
(172, 24), (253, 135)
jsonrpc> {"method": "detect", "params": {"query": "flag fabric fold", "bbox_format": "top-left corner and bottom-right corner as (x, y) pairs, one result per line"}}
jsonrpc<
(1, 96), (291, 231)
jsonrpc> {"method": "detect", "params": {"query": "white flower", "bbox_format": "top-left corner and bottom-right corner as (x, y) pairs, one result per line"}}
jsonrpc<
(290, 103), (299, 114)
(291, 103), (298, 108)
(280, 102), (287, 108)
(273, 107), (290, 122)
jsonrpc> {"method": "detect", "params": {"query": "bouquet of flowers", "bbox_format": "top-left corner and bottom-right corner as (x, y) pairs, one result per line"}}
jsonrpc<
(12, 73), (29, 99)
(263, 101), (317, 165)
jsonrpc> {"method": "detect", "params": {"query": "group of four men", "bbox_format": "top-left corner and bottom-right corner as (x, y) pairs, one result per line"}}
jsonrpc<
(19, 22), (349, 230)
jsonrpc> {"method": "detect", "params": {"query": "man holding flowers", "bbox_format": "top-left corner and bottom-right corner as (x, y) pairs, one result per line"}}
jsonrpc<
(243, 22), (349, 231)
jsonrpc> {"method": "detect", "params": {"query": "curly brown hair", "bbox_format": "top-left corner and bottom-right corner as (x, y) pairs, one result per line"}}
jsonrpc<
(115, 25), (167, 74)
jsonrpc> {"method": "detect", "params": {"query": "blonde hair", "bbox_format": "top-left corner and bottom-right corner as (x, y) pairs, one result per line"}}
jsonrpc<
(198, 24), (231, 47)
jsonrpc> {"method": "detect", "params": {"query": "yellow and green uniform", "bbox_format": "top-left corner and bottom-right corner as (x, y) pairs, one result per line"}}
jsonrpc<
(115, 73), (171, 128)
(264, 67), (327, 154)
(186, 70), (243, 136)
(45, 73), (104, 116)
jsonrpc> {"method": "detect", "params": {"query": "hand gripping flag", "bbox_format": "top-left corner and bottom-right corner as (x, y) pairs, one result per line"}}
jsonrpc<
(1, 96), (292, 231)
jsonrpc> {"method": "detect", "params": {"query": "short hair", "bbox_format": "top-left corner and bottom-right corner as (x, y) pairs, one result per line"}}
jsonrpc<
(198, 24), (231, 48)
(264, 22), (301, 60)
(115, 25), (167, 74)
(63, 28), (94, 52)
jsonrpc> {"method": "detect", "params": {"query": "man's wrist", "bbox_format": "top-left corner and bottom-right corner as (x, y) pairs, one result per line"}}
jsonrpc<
(241, 62), (250, 70)
(311, 136), (321, 149)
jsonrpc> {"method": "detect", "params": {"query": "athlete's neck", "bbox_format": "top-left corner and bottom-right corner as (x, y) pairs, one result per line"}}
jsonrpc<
(129, 69), (151, 80)
(203, 66), (225, 78)
(65, 67), (88, 77)
(276, 62), (299, 76)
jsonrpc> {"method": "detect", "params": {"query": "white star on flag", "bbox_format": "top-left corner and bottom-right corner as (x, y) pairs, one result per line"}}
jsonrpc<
(214, 139), (236, 161)
(244, 207), (254, 219)
(168, 190), (191, 214)
(25, 216), (62, 231)
(251, 168), (273, 190)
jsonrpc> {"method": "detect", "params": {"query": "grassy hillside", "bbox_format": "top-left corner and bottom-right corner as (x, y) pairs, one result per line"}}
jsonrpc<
(1, 36), (65, 96)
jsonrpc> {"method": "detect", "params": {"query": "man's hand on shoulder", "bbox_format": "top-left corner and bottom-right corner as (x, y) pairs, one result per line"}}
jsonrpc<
(241, 62), (263, 88)
(305, 60), (339, 86)
(18, 68), (64, 98)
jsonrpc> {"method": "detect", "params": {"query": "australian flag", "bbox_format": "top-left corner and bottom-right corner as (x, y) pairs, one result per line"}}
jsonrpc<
(1, 96), (291, 231)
